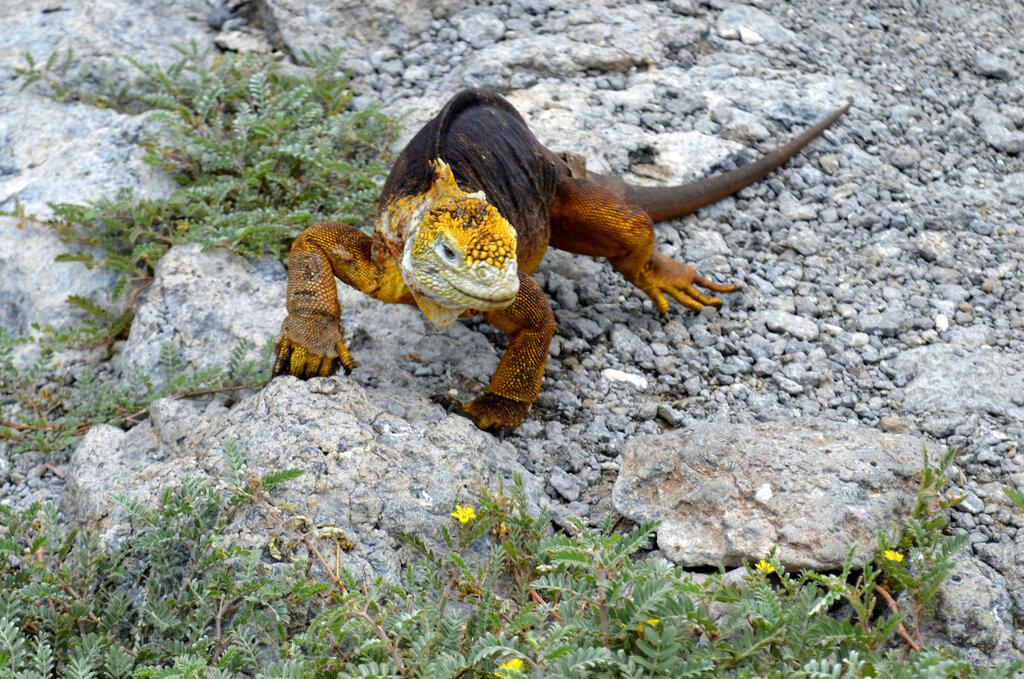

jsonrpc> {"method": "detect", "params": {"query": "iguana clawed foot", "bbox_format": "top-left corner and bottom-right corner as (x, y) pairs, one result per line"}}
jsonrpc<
(636, 253), (738, 314)
(463, 393), (531, 432)
(273, 316), (356, 378)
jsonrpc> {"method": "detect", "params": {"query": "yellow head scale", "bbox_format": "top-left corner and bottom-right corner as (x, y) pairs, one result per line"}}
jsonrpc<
(400, 160), (520, 324)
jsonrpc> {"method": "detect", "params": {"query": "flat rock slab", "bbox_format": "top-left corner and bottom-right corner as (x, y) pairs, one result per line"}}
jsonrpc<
(893, 345), (1024, 419)
(612, 420), (927, 569)
(65, 376), (545, 580)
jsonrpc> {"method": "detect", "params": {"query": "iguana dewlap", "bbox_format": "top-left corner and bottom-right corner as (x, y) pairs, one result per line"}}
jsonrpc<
(273, 89), (851, 431)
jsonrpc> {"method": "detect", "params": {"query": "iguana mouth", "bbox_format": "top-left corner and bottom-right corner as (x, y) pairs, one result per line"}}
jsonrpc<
(448, 279), (519, 307)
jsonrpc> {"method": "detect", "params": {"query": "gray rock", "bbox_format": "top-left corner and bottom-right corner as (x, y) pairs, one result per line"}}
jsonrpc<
(0, 0), (215, 97)
(971, 97), (1024, 154)
(756, 310), (819, 341)
(819, 154), (841, 175)
(914, 231), (953, 263)
(893, 346), (1024, 420)
(610, 324), (654, 364)
(925, 548), (1020, 664)
(257, 0), (473, 59)
(612, 420), (926, 569)
(856, 308), (907, 337)
(0, 217), (120, 335)
(64, 377), (546, 580)
(890, 146), (921, 169)
(783, 228), (823, 256)
(972, 51), (1013, 81)
(778, 192), (818, 222)
(0, 94), (176, 217)
(716, 4), (796, 45)
(214, 29), (272, 54)
(451, 9), (506, 49)
(549, 468), (583, 502)
(118, 244), (286, 381)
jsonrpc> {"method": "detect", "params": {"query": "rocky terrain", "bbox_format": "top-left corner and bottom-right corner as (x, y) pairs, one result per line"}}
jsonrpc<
(1, 0), (1023, 664)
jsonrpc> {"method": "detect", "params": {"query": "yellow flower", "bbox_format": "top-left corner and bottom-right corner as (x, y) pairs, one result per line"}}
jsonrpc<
(755, 559), (776, 574)
(637, 617), (660, 634)
(495, 657), (524, 676)
(450, 504), (477, 524)
(883, 550), (904, 563)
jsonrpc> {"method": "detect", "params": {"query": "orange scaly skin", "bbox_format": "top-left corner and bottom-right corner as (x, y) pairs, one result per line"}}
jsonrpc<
(274, 89), (852, 431)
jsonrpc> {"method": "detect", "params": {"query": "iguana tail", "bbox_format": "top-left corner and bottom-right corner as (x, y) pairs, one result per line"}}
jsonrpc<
(587, 98), (853, 222)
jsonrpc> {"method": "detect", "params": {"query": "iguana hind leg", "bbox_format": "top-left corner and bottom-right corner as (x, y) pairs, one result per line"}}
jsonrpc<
(549, 176), (737, 314)
(464, 273), (555, 431)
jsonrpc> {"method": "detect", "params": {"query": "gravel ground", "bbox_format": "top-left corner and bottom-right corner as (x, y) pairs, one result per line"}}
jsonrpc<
(317, 0), (1024, 535)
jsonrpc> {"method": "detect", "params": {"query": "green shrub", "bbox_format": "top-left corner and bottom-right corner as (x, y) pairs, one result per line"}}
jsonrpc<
(21, 43), (398, 284)
(0, 448), (1019, 678)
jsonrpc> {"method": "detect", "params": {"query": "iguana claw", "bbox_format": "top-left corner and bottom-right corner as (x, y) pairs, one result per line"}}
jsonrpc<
(463, 393), (531, 432)
(637, 253), (738, 315)
(273, 316), (356, 379)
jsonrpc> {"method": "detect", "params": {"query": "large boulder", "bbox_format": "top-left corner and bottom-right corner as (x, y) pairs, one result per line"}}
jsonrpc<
(117, 244), (287, 381)
(612, 420), (927, 569)
(0, 93), (176, 217)
(65, 375), (545, 580)
(0, 217), (121, 335)
(0, 0), (214, 97)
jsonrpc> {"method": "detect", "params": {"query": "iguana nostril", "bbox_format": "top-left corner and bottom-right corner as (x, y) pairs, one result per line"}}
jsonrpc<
(477, 266), (497, 282)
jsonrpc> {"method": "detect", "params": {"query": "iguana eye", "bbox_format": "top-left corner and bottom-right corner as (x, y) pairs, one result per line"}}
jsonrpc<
(436, 239), (460, 264)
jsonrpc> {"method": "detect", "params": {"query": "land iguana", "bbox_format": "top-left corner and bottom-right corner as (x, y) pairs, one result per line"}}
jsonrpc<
(273, 88), (852, 431)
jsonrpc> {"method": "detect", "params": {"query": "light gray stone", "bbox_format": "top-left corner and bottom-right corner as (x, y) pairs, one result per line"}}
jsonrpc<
(0, 0), (214, 97)
(257, 0), (473, 60)
(549, 468), (582, 502)
(915, 230), (953, 263)
(716, 4), (796, 45)
(214, 29), (272, 54)
(612, 420), (926, 569)
(64, 377), (546, 580)
(756, 310), (819, 341)
(971, 96), (1024, 154)
(925, 548), (1020, 664)
(893, 346), (1024, 420)
(0, 217), (120, 335)
(972, 51), (1013, 81)
(451, 9), (506, 49)
(0, 94), (176, 217)
(118, 244), (286, 380)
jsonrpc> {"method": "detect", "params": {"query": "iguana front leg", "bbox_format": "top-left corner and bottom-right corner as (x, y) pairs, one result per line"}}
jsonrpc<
(464, 273), (555, 431)
(274, 222), (406, 378)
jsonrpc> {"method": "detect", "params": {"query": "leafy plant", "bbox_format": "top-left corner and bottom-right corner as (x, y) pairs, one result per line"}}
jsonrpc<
(21, 43), (397, 281)
(0, 447), (1019, 677)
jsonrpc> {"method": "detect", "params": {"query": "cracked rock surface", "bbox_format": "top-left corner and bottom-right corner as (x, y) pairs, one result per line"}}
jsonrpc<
(612, 420), (925, 570)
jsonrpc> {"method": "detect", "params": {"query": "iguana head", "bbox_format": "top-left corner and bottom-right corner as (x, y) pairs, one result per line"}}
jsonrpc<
(397, 160), (519, 324)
